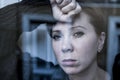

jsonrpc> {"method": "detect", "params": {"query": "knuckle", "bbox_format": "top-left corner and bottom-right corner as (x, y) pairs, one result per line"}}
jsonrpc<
(76, 5), (81, 11)
(66, 0), (71, 4)
(59, 0), (71, 7)
(61, 8), (68, 14)
(70, 3), (75, 8)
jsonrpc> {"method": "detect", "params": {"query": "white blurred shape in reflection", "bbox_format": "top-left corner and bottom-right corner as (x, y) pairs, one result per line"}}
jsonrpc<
(18, 24), (57, 65)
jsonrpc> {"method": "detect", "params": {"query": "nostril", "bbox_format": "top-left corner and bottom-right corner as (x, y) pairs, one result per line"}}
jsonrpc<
(62, 48), (73, 53)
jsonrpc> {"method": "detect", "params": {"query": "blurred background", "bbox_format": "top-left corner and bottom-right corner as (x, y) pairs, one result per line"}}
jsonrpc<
(0, 0), (120, 80)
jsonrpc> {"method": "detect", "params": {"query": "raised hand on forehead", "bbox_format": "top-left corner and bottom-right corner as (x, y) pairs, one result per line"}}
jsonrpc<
(50, 0), (81, 22)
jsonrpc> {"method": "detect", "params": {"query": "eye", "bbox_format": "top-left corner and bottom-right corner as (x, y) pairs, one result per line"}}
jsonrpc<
(52, 34), (61, 41)
(73, 31), (84, 38)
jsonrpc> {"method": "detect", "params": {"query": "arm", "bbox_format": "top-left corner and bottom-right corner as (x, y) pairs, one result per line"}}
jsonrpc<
(50, 0), (81, 22)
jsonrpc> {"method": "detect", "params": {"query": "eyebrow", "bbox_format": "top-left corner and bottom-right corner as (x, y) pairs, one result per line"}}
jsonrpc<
(71, 26), (87, 30)
(52, 30), (61, 33)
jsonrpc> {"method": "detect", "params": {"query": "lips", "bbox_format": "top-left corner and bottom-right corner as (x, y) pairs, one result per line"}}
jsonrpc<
(62, 59), (77, 67)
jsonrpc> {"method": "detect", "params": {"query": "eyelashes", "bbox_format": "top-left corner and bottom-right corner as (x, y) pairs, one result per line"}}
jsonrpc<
(52, 34), (62, 41)
(73, 31), (84, 38)
(52, 31), (84, 41)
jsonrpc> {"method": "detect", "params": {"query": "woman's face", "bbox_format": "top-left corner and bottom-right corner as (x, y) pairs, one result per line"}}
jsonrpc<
(51, 12), (104, 75)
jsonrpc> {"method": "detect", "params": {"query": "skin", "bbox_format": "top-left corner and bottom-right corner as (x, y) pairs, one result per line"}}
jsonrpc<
(49, 0), (110, 80)
(51, 12), (107, 80)
(49, 0), (81, 22)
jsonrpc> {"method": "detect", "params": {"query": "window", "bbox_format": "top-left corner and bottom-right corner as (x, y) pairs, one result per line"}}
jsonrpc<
(107, 16), (120, 79)
(20, 14), (65, 80)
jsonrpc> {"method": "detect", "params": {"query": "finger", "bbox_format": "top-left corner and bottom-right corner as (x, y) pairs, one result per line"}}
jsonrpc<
(68, 3), (81, 17)
(61, 0), (76, 14)
(58, 0), (72, 8)
(59, 15), (72, 22)
(56, 0), (63, 4)
(52, 4), (63, 20)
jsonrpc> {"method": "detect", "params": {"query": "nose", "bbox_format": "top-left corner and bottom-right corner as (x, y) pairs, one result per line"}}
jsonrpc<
(61, 39), (74, 53)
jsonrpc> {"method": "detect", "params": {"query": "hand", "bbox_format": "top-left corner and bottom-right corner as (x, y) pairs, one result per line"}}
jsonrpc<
(50, 0), (81, 22)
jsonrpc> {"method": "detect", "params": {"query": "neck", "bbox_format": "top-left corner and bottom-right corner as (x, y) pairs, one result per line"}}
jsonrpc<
(68, 61), (99, 80)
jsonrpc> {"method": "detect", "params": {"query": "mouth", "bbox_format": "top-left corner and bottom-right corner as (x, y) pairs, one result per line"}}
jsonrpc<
(62, 59), (77, 67)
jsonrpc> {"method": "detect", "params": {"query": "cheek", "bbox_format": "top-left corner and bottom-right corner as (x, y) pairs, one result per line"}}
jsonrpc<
(74, 36), (98, 62)
(52, 41), (62, 60)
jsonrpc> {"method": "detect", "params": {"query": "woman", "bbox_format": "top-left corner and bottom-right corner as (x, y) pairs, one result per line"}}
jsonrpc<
(49, 0), (111, 80)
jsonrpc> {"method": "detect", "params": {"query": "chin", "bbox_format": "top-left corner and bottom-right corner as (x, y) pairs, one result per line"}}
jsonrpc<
(63, 67), (81, 75)
(65, 70), (80, 75)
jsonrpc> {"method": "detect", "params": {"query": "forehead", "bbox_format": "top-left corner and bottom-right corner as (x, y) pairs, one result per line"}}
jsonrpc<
(73, 12), (91, 27)
(53, 12), (93, 30)
(53, 22), (72, 30)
